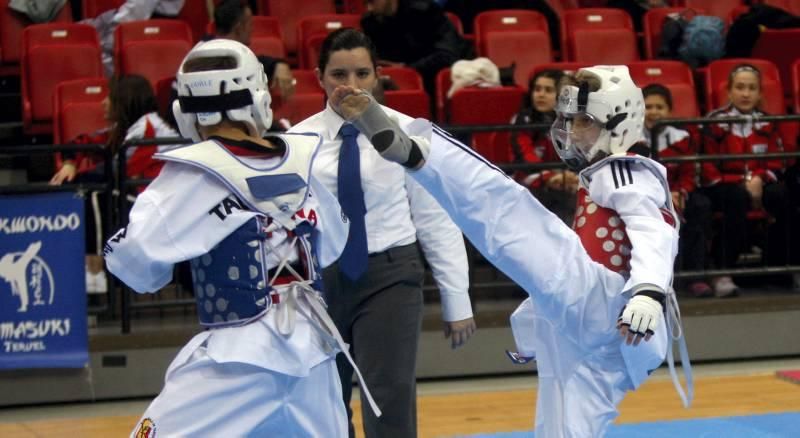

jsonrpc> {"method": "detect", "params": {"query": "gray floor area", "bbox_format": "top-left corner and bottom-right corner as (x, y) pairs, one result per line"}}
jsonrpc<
(1, 358), (798, 424)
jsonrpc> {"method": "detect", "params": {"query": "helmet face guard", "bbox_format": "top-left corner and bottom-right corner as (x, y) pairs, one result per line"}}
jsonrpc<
(548, 66), (645, 170)
(173, 39), (273, 142)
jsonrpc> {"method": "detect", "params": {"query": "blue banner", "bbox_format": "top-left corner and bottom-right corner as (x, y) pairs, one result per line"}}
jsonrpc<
(0, 192), (88, 369)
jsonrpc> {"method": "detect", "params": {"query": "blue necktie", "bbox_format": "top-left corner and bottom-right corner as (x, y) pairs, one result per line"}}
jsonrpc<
(337, 123), (368, 281)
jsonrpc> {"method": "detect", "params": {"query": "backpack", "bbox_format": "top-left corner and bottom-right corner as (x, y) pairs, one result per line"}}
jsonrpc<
(678, 15), (726, 68)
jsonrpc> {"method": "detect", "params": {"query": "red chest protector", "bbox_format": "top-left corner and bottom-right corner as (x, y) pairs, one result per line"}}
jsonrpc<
(572, 187), (632, 277)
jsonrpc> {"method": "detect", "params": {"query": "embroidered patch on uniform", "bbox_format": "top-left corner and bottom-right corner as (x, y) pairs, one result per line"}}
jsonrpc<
(135, 418), (156, 438)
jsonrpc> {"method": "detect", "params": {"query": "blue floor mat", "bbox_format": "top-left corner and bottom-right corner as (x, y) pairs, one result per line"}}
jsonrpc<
(462, 411), (800, 438)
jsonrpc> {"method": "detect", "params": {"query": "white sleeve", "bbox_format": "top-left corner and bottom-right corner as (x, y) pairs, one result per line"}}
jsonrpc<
(113, 0), (161, 23)
(588, 160), (679, 293)
(405, 172), (472, 322)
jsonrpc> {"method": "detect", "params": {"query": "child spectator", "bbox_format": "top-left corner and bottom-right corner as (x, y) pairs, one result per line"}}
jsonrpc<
(510, 68), (577, 223)
(49, 74), (178, 294)
(642, 83), (713, 297)
(703, 63), (799, 295)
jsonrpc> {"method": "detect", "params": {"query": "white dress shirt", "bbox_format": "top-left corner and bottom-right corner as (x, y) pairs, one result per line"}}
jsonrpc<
(290, 104), (472, 322)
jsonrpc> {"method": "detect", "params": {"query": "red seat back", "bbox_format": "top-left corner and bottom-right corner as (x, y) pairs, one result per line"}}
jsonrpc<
(297, 14), (361, 68)
(260, 0), (336, 55)
(53, 77), (108, 145)
(628, 61), (699, 117)
(380, 66), (424, 90)
(384, 90), (431, 119)
(571, 28), (639, 63)
(115, 20), (193, 87)
(22, 23), (102, 133)
(484, 31), (553, 87)
(1, 0), (72, 65)
(176, 0), (215, 42)
(474, 9), (549, 55)
(562, 8), (633, 61)
(450, 86), (524, 163)
(752, 29), (800, 101)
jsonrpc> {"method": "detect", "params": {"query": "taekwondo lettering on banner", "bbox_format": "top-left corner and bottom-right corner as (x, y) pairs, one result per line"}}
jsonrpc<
(0, 192), (88, 369)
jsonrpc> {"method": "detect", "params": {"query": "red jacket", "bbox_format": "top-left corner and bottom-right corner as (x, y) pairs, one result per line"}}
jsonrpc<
(645, 125), (696, 195)
(703, 105), (784, 184)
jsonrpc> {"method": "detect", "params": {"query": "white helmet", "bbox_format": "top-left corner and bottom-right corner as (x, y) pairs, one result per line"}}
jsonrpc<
(550, 65), (644, 170)
(173, 39), (272, 142)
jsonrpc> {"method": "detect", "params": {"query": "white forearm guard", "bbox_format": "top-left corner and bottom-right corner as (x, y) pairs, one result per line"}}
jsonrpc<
(352, 97), (428, 168)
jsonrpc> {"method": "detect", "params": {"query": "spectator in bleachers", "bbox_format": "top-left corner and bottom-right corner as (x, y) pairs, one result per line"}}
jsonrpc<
(510, 68), (577, 223)
(702, 63), (799, 295)
(642, 83), (714, 297)
(49, 74), (178, 294)
(83, 0), (186, 75)
(213, 0), (296, 105)
(361, 0), (474, 98)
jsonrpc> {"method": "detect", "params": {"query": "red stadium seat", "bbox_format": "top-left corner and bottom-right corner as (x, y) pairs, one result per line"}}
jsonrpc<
(450, 86), (524, 163)
(561, 8), (634, 61)
(296, 14), (361, 68)
(642, 8), (704, 59)
(292, 69), (324, 94)
(22, 23), (102, 135)
(474, 9), (549, 53)
(81, 0), (123, 18)
(752, 29), (800, 102)
(627, 60), (699, 117)
(484, 31), (553, 87)
(435, 68), (453, 123)
(114, 19), (193, 88)
(571, 28), (639, 63)
(380, 66), (424, 90)
(273, 93), (325, 126)
(53, 78), (108, 145)
(177, 0), (216, 42)
(683, 0), (743, 21)
(154, 76), (176, 121)
(259, 0), (336, 56)
(0, 0), (72, 74)
(384, 90), (431, 119)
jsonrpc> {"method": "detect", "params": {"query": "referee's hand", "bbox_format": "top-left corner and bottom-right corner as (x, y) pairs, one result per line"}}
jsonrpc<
(444, 317), (476, 349)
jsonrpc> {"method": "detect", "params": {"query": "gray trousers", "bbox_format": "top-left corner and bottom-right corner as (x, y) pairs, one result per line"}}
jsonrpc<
(323, 243), (425, 438)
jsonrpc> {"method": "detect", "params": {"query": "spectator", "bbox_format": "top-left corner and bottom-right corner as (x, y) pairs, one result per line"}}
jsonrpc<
(702, 63), (797, 296)
(213, 0), (296, 104)
(289, 28), (475, 438)
(361, 0), (474, 97)
(642, 84), (714, 297)
(510, 68), (577, 223)
(49, 75), (178, 294)
(83, 0), (187, 76)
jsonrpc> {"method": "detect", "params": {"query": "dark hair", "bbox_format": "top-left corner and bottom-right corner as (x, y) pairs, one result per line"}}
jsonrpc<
(642, 83), (673, 110)
(727, 62), (762, 90)
(182, 55), (238, 73)
(317, 28), (379, 73)
(521, 69), (565, 111)
(214, 0), (249, 35)
(107, 75), (158, 152)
